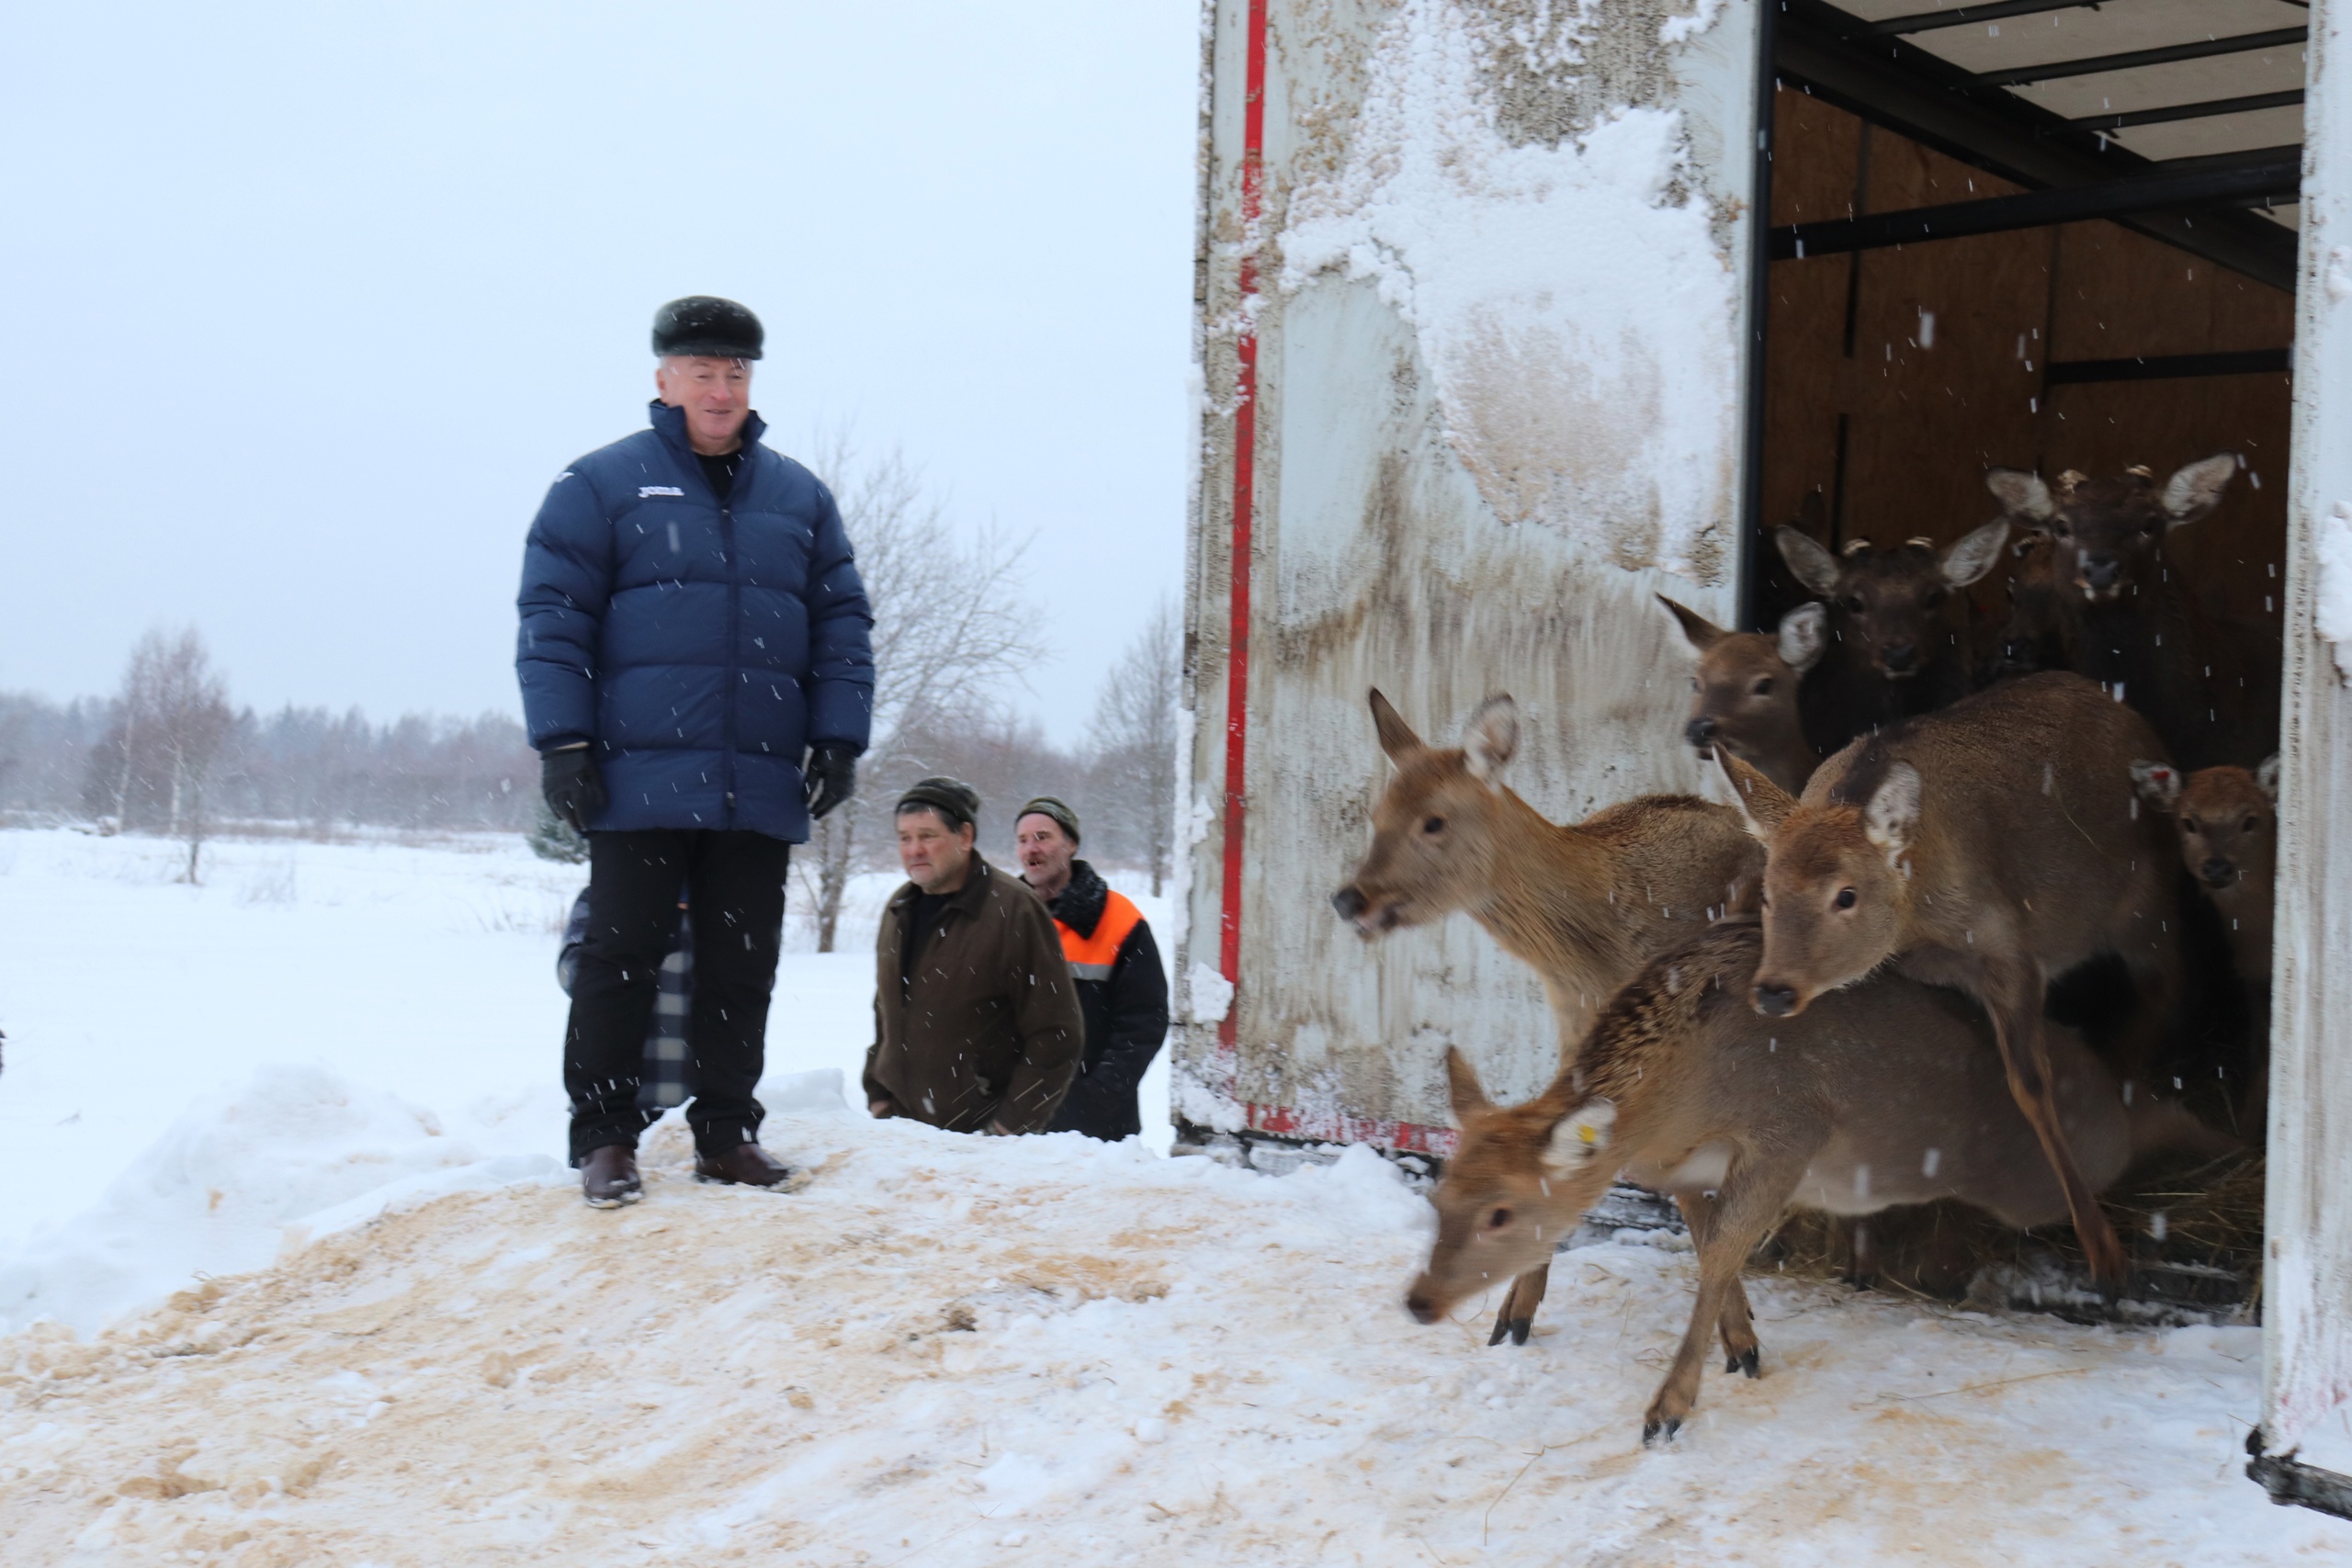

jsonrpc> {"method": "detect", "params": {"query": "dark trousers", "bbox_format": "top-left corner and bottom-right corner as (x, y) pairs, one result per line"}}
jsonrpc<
(565, 829), (789, 1163)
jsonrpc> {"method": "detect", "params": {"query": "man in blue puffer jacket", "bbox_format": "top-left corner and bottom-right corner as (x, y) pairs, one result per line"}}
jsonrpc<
(517, 296), (875, 1208)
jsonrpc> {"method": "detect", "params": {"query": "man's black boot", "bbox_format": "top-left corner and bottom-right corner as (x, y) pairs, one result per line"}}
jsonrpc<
(581, 1145), (642, 1207)
(694, 1143), (792, 1188)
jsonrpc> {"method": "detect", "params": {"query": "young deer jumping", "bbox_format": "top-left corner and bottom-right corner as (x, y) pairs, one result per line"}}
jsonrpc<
(1331, 689), (1763, 1344)
(1722, 671), (2183, 1285)
(2132, 755), (2279, 1126)
(1660, 595), (1827, 795)
(1407, 919), (2134, 1444)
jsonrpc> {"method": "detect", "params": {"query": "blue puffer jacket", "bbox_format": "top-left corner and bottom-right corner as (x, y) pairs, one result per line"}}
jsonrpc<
(515, 402), (875, 841)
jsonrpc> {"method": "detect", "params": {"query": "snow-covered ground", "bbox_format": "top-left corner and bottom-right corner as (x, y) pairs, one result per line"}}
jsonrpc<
(0, 829), (1169, 1335)
(1, 829), (2345, 1562)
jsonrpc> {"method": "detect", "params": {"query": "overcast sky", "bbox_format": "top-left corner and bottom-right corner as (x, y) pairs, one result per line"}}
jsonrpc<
(0, 1), (1197, 748)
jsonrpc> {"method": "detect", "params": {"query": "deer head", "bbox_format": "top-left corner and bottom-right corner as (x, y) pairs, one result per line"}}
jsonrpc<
(1776, 520), (2007, 679)
(1331, 690), (1521, 937)
(1718, 751), (1917, 1018)
(2132, 756), (2278, 895)
(1985, 455), (2238, 604)
(1403, 1045), (1619, 1325)
(1660, 596), (1824, 774)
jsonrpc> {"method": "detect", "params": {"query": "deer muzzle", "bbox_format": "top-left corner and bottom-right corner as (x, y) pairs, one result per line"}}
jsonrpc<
(1751, 981), (1800, 1018)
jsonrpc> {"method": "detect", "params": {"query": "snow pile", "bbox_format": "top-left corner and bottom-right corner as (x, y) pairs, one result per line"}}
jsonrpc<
(0, 1065), (561, 1336)
(2315, 501), (2352, 684)
(1280, 0), (1741, 583)
(0, 1110), (2336, 1563)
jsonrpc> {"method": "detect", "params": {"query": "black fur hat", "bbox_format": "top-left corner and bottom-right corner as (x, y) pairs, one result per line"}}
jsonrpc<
(651, 296), (763, 360)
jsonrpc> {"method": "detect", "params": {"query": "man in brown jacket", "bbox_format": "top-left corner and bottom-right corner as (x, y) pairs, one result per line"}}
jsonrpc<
(865, 777), (1085, 1133)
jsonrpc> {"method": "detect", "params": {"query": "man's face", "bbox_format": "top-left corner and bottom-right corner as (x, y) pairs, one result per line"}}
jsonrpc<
(1015, 815), (1077, 888)
(899, 808), (976, 893)
(654, 355), (752, 455)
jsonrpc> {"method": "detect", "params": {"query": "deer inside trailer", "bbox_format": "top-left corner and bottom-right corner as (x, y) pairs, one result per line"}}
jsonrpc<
(1179, 0), (2352, 1519)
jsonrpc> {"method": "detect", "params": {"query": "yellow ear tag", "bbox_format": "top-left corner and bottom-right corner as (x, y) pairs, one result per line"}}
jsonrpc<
(1577, 1123), (1599, 1145)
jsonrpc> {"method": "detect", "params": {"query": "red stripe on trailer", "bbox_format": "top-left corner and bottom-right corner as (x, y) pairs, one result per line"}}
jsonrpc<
(1214, 6), (1426, 1163)
(1216, 0), (1268, 1086)
(1244, 1102), (1458, 1159)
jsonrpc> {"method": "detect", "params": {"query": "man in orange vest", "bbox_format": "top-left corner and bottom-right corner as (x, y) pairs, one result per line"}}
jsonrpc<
(1014, 796), (1170, 1142)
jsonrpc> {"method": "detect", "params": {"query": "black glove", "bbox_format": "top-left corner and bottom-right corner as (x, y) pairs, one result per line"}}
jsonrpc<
(541, 747), (606, 833)
(804, 743), (858, 820)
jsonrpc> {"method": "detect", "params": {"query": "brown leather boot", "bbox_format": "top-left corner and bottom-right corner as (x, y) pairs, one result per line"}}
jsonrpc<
(694, 1143), (792, 1188)
(581, 1145), (642, 1208)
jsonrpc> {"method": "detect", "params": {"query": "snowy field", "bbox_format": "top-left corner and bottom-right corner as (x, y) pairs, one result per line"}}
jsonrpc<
(1, 829), (2346, 1563)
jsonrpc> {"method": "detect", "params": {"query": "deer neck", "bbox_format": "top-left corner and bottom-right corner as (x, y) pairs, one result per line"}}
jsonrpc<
(1469, 792), (1647, 1012)
(2209, 879), (2274, 985)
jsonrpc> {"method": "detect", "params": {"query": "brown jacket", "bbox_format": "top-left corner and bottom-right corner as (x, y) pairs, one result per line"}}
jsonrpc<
(865, 855), (1085, 1133)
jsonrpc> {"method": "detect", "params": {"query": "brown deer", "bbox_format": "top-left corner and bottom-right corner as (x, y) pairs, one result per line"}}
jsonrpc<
(1984, 457), (2245, 768)
(1659, 596), (1826, 795)
(1987, 530), (2079, 682)
(1406, 919), (2137, 1443)
(1723, 671), (2182, 1285)
(1774, 520), (2009, 750)
(1331, 689), (1763, 1343)
(2132, 755), (2279, 1125)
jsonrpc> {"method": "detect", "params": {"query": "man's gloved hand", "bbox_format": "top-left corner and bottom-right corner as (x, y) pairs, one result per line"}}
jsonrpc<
(804, 743), (858, 820)
(541, 745), (606, 833)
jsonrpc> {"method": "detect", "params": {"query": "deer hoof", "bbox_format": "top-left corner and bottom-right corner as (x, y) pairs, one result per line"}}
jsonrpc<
(1641, 1416), (1681, 1447)
(1728, 1347), (1759, 1379)
(1487, 1314), (1510, 1348)
(1508, 1316), (1532, 1347)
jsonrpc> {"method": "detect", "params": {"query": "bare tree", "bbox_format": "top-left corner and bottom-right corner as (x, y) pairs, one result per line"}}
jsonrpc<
(146, 629), (235, 882)
(795, 432), (1042, 951)
(1086, 598), (1182, 894)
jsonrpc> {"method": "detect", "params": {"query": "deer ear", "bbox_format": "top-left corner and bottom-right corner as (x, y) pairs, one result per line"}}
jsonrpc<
(2161, 452), (2239, 528)
(1775, 525), (1841, 597)
(1542, 1099), (1617, 1176)
(1985, 468), (2055, 523)
(1657, 594), (1725, 653)
(2256, 754), (2281, 803)
(1369, 689), (1422, 761)
(1940, 519), (2009, 588)
(1463, 695), (1519, 783)
(1863, 761), (1922, 862)
(2130, 760), (2182, 813)
(1442, 1045), (1491, 1122)
(1717, 750), (1797, 840)
(1777, 603), (1828, 675)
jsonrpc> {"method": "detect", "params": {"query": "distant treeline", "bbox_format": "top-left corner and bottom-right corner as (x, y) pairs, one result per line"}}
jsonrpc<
(0, 692), (540, 833)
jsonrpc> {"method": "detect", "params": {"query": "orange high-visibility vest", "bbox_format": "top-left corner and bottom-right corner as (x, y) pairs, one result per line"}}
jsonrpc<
(1056, 890), (1144, 982)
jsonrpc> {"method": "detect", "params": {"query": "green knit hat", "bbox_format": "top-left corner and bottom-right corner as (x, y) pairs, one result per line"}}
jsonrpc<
(1016, 795), (1081, 846)
(896, 776), (980, 829)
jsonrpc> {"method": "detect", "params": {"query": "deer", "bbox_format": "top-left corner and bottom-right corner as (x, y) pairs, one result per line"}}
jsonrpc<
(2132, 755), (2279, 1127)
(1407, 918), (2141, 1444)
(1984, 456), (2243, 769)
(1987, 530), (2078, 682)
(1331, 689), (1763, 1344)
(1659, 596), (1827, 795)
(1720, 670), (2184, 1286)
(1773, 519), (2010, 753)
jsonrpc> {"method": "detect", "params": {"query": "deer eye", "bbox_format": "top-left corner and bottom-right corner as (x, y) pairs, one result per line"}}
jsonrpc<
(1487, 1206), (1512, 1230)
(1834, 887), (1858, 910)
(2244, 816), (2260, 833)
(1925, 587), (1947, 607)
(1842, 594), (1864, 614)
(1690, 676), (1699, 691)
(1422, 816), (1445, 835)
(1752, 676), (1774, 697)
(2184, 818), (2203, 836)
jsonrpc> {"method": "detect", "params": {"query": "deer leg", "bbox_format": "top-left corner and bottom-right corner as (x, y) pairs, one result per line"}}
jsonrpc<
(1644, 1161), (1797, 1444)
(1487, 1263), (1551, 1348)
(1983, 959), (2131, 1286)
(1675, 1190), (1758, 1376)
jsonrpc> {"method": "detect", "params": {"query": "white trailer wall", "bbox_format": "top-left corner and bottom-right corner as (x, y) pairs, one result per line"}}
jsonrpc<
(1180, 0), (1763, 1145)
(2263, 0), (2352, 1474)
